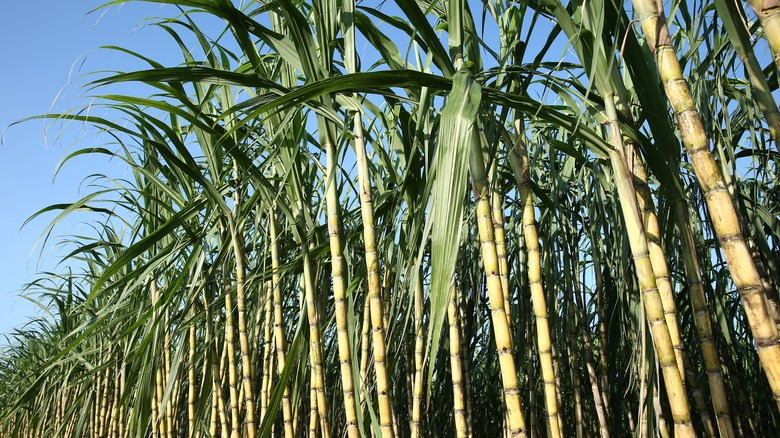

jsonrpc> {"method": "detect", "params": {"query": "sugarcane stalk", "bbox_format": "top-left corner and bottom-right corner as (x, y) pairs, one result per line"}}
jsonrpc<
(675, 201), (735, 437)
(352, 109), (395, 437)
(221, 272), (241, 438)
(448, 284), (469, 437)
(259, 281), (273, 421)
(470, 128), (527, 437)
(188, 304), (197, 438)
(299, 215), (331, 438)
(269, 207), (295, 438)
(632, 0), (780, 410)
(506, 120), (561, 438)
(227, 209), (257, 438)
(604, 93), (695, 436)
(410, 270), (425, 438)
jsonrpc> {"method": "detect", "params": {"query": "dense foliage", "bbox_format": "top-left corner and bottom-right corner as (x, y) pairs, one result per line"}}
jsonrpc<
(1, 0), (779, 437)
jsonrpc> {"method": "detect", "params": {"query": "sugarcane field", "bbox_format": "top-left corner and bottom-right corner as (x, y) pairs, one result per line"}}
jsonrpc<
(2, 0), (780, 437)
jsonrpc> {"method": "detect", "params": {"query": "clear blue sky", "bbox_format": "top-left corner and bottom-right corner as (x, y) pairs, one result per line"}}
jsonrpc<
(0, 1), (183, 341)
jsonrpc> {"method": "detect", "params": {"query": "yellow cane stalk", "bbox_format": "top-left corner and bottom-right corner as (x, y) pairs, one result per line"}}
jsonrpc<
(163, 324), (175, 438)
(448, 285), (468, 438)
(265, 330), (277, 434)
(410, 271), (425, 438)
(170, 355), (181, 435)
(632, 0), (780, 409)
(626, 148), (686, 383)
(610, 58), (688, 386)
(151, 282), (168, 438)
(98, 359), (110, 438)
(382, 267), (393, 344)
(269, 208), (295, 438)
(208, 349), (218, 438)
(454, 283), (474, 436)
(214, 347), (231, 438)
(359, 296), (371, 408)
(229, 225), (256, 438)
(259, 281), (273, 420)
(676, 202), (735, 437)
(110, 369), (121, 438)
(605, 94), (695, 436)
(322, 131), (359, 438)
(221, 275), (241, 438)
(309, 385), (318, 438)
(299, 218), (331, 438)
(204, 293), (230, 438)
(55, 384), (65, 434)
(506, 121), (560, 438)
(151, 354), (159, 436)
(188, 305), (197, 438)
(352, 110), (395, 437)
(490, 172), (512, 329)
(470, 130), (527, 437)
(203, 324), (215, 437)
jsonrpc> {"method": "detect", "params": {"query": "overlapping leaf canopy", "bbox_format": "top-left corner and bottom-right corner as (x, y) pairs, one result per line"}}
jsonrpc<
(1, 0), (779, 437)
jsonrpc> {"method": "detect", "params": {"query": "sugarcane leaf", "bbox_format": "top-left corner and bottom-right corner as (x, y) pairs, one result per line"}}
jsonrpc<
(427, 68), (481, 394)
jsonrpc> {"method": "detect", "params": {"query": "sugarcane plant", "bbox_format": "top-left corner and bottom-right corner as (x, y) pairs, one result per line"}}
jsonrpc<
(1, 0), (780, 436)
